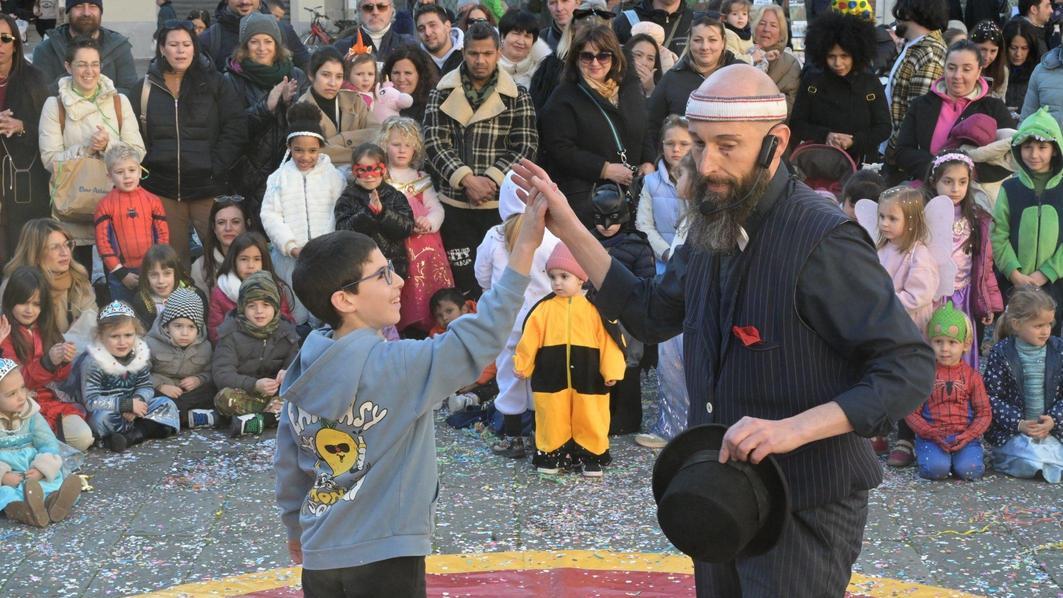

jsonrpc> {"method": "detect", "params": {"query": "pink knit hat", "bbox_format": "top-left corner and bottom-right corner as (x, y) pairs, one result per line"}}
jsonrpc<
(546, 243), (587, 281)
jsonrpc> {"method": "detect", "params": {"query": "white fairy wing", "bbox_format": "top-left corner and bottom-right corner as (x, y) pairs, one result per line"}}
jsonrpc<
(854, 199), (881, 246)
(924, 195), (958, 299)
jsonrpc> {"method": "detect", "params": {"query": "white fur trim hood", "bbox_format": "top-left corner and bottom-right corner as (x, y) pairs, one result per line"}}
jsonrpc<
(87, 339), (151, 376)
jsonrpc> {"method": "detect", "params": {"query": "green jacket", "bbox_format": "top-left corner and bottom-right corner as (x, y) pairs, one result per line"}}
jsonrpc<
(991, 107), (1063, 280)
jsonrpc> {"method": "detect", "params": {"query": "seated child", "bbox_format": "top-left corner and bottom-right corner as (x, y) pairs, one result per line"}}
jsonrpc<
(0, 266), (90, 451)
(514, 243), (627, 477)
(429, 287), (498, 411)
(275, 216), (542, 594)
(905, 302), (992, 481)
(212, 272), (300, 437)
(80, 301), (179, 452)
(0, 359), (82, 527)
(334, 143), (415, 278)
(589, 184), (655, 436)
(207, 232), (296, 343)
(94, 143), (170, 305)
(146, 287), (215, 428)
(130, 244), (203, 331)
(983, 285), (1063, 483)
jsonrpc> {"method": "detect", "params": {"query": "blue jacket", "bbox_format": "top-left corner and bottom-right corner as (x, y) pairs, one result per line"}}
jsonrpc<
(982, 336), (1063, 446)
(274, 267), (529, 570)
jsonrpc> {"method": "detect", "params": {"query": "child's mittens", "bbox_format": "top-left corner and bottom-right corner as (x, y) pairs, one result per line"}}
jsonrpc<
(30, 453), (62, 482)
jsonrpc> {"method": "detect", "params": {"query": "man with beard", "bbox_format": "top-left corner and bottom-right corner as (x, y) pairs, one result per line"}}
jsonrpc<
(513, 64), (935, 596)
(200, 0), (309, 72)
(416, 4), (463, 77)
(334, 0), (416, 64)
(31, 0), (138, 95)
(423, 22), (538, 298)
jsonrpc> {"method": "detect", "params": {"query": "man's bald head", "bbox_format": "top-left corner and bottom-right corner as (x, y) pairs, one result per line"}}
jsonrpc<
(699, 64), (781, 98)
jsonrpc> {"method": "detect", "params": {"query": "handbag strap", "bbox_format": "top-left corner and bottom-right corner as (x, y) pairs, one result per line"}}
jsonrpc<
(139, 78), (150, 130)
(578, 84), (630, 167)
(55, 95), (124, 137)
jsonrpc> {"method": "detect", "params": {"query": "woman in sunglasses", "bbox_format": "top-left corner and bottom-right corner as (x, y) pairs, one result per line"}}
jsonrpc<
(457, 3), (499, 32)
(2, 219), (95, 335)
(539, 24), (653, 228)
(0, 13), (51, 261)
(529, 0), (614, 111)
(132, 19), (248, 269)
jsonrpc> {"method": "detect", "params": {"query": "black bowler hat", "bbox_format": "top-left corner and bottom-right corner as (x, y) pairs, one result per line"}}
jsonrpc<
(652, 424), (790, 563)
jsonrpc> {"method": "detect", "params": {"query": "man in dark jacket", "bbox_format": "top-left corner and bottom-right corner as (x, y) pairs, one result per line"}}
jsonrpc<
(415, 4), (463, 77)
(540, 0), (576, 51)
(423, 23), (538, 298)
(200, 0), (309, 72)
(156, 0), (177, 30)
(515, 64), (935, 597)
(334, 0), (417, 64)
(611, 0), (692, 55)
(31, 0), (139, 95)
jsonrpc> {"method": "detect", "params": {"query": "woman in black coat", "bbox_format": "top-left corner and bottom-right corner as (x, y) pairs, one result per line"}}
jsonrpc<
(895, 40), (1016, 183)
(646, 17), (739, 151)
(539, 25), (653, 229)
(789, 12), (891, 167)
(0, 13), (51, 260)
(132, 20), (248, 267)
(223, 13), (308, 223)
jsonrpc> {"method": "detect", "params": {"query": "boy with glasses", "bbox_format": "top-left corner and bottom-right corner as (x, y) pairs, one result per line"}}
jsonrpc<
(275, 195), (546, 594)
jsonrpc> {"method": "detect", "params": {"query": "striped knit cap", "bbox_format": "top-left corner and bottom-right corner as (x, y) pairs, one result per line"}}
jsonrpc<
(159, 287), (206, 334)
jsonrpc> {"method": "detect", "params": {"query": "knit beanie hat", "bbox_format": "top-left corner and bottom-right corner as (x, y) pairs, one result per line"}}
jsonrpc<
(238, 271), (281, 312)
(240, 12), (282, 47)
(159, 287), (206, 334)
(927, 301), (970, 343)
(67, 0), (103, 13)
(546, 242), (587, 281)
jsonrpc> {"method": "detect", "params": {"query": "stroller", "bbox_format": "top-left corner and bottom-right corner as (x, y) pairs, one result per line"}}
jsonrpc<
(789, 143), (858, 198)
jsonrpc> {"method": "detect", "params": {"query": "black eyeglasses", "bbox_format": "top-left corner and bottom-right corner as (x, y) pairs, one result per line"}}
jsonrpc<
(573, 8), (615, 20)
(467, 17), (489, 24)
(0, 33), (16, 44)
(339, 259), (396, 292)
(579, 51), (613, 64)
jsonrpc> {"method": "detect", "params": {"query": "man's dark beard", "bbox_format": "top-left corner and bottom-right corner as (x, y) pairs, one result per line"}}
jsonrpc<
(685, 169), (772, 254)
(70, 16), (99, 36)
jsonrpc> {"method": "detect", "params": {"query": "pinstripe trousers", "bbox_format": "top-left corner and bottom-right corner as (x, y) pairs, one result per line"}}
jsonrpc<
(694, 489), (869, 597)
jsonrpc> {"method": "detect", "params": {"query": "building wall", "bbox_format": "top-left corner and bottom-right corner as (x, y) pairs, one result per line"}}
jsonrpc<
(100, 0), (157, 59)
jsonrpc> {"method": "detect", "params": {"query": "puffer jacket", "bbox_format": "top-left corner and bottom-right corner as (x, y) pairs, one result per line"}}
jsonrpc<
(1021, 47), (1063, 133)
(211, 314), (300, 394)
(146, 319), (214, 390)
(334, 180), (414, 278)
(38, 74), (146, 244)
(131, 56), (248, 201)
(224, 60), (309, 209)
(260, 154), (345, 257)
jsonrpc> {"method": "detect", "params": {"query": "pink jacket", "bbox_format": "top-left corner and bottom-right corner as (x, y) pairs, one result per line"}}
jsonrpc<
(971, 209), (1004, 318)
(879, 241), (940, 336)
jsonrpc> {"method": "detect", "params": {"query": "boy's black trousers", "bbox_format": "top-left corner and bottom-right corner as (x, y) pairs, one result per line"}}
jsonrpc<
(301, 556), (426, 598)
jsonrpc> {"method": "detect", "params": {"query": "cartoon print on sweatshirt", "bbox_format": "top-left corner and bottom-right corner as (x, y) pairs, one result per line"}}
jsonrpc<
(287, 399), (388, 516)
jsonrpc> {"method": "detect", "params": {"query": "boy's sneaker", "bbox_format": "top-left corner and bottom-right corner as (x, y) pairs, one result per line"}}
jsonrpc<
(533, 450), (563, 474)
(230, 414), (265, 437)
(887, 440), (915, 467)
(581, 461), (603, 478)
(447, 392), (480, 413)
(107, 431), (128, 453)
(187, 409), (218, 429)
(491, 436), (529, 459)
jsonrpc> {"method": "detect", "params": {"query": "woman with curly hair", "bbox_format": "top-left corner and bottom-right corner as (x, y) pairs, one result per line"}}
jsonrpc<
(383, 46), (439, 125)
(789, 11), (891, 167)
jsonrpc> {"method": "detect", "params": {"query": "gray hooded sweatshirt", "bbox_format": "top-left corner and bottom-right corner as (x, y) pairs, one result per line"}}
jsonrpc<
(274, 267), (529, 570)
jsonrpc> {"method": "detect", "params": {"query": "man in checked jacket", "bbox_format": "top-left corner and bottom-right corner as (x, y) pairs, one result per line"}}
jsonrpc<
(423, 22), (539, 298)
(883, 0), (949, 179)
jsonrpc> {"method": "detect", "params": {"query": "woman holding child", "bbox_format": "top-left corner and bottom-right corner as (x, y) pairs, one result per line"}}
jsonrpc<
(132, 19), (247, 269)
(297, 47), (377, 169)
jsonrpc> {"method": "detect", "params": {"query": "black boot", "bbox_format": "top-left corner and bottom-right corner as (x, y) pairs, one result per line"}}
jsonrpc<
(123, 425), (146, 447)
(134, 419), (173, 440)
(107, 431), (128, 452)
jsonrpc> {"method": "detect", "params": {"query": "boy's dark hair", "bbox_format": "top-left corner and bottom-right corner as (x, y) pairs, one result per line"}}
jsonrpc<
(499, 9), (540, 41)
(892, 0), (949, 32)
(465, 21), (500, 48)
(429, 287), (466, 313)
(351, 142), (386, 165)
(841, 169), (886, 204)
(1019, 0), (1041, 18)
(293, 231), (379, 328)
(415, 3), (450, 25)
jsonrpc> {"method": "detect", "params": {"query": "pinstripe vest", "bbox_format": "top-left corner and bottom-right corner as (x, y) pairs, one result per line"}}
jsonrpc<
(683, 179), (883, 511)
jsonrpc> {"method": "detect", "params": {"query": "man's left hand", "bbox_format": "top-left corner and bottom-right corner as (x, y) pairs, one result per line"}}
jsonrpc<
(719, 416), (805, 464)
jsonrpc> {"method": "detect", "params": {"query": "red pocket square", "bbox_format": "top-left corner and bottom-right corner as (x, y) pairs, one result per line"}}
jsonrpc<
(732, 325), (762, 347)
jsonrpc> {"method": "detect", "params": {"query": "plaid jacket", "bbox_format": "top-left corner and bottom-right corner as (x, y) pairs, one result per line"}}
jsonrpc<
(886, 30), (946, 163)
(423, 68), (538, 209)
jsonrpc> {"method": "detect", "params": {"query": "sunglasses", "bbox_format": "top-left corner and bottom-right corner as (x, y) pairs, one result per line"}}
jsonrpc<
(361, 3), (390, 12)
(0, 33), (16, 45)
(339, 259), (396, 292)
(579, 51), (613, 64)
(215, 194), (245, 204)
(467, 17), (489, 24)
(161, 19), (195, 32)
(573, 8), (615, 20)
(353, 162), (386, 178)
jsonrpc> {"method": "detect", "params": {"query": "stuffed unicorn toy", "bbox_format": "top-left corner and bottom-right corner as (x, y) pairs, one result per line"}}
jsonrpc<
(368, 82), (413, 125)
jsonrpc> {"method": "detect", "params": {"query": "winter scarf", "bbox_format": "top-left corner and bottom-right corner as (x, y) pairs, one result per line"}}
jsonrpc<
(461, 64), (498, 109)
(234, 57), (294, 89)
(236, 271), (281, 340)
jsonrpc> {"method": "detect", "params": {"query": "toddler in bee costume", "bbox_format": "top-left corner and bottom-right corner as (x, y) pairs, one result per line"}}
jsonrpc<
(515, 243), (626, 477)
